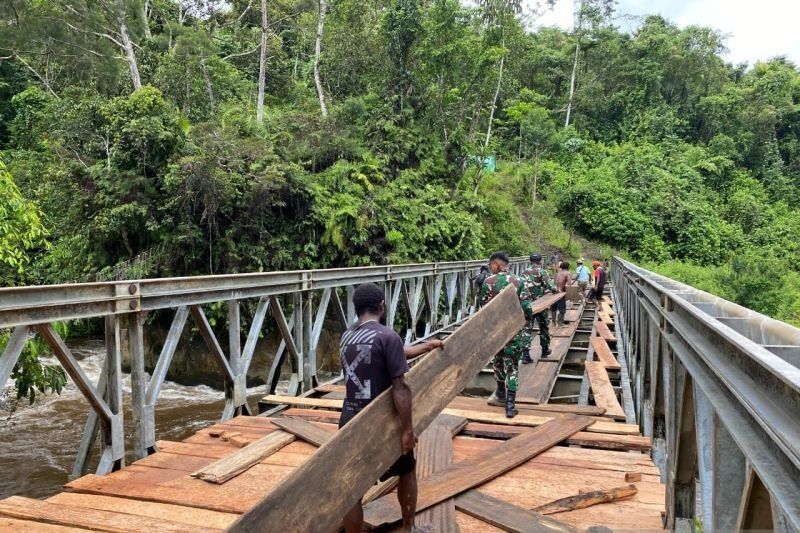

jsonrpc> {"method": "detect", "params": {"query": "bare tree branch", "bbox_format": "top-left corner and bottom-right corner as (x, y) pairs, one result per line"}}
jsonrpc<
(221, 44), (261, 61)
(11, 54), (59, 98)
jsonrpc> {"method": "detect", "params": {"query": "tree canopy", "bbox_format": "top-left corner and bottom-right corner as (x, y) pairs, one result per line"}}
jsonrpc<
(0, 1), (799, 326)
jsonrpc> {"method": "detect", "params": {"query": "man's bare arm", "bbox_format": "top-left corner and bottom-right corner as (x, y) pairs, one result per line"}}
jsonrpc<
(392, 375), (416, 453)
(402, 339), (444, 359)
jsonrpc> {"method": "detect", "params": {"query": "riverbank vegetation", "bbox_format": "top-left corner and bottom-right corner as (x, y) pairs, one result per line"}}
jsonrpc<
(1, 0), (799, 329)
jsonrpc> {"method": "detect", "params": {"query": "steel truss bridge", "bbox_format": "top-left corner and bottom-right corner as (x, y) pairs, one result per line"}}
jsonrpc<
(0, 256), (798, 530)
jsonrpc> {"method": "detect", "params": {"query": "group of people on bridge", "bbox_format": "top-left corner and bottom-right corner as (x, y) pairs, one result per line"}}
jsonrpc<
(477, 252), (607, 419)
(336, 252), (608, 532)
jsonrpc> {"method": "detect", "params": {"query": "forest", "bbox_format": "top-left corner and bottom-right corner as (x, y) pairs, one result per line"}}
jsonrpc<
(1, 1), (799, 323)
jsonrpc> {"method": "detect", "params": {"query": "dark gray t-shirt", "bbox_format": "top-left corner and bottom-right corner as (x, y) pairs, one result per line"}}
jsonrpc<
(338, 320), (408, 427)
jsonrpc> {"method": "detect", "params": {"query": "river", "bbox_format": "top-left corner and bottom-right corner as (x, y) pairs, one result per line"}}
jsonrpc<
(0, 337), (330, 500)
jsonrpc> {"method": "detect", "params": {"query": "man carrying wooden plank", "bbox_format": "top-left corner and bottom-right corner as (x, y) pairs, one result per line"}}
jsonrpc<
(481, 252), (537, 418)
(339, 283), (421, 533)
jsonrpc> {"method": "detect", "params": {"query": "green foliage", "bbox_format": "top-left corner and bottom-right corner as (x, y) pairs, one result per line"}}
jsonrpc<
(0, 322), (69, 406)
(0, 0), (799, 370)
(0, 160), (48, 281)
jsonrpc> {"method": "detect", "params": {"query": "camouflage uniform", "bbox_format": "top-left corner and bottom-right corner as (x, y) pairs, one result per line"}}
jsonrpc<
(523, 264), (556, 355)
(479, 268), (536, 392)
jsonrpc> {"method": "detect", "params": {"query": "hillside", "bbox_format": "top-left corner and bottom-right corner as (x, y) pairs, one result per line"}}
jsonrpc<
(0, 1), (798, 325)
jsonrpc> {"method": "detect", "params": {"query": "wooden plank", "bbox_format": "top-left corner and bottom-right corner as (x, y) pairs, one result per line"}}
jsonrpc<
(154, 441), (234, 459)
(269, 417), (336, 447)
(460, 423), (651, 451)
(227, 287), (535, 533)
(447, 397), (609, 424)
(267, 413), (466, 513)
(532, 484), (638, 515)
(455, 490), (576, 533)
(0, 496), (219, 533)
(498, 401), (606, 416)
(0, 517), (89, 532)
(599, 301), (615, 316)
(417, 420), (459, 532)
(450, 438), (658, 475)
(362, 415), (594, 528)
(364, 415), (467, 508)
(519, 327), (578, 405)
(594, 321), (616, 343)
(442, 408), (638, 435)
(596, 312), (614, 326)
(314, 384), (345, 394)
(46, 494), (237, 530)
(191, 431), (296, 484)
(65, 463), (293, 514)
(274, 409), (648, 450)
(563, 309), (580, 323)
(590, 337), (620, 371)
(260, 395), (343, 410)
(519, 363), (558, 404)
(585, 362), (625, 420)
(136, 452), (216, 473)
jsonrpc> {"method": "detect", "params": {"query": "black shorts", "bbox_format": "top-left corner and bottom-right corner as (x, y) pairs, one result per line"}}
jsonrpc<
(379, 451), (416, 481)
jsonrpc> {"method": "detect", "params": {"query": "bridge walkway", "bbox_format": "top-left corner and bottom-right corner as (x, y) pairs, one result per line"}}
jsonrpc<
(0, 284), (665, 531)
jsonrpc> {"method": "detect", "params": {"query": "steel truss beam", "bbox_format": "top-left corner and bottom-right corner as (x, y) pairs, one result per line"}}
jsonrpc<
(612, 258), (800, 530)
(1, 258), (526, 475)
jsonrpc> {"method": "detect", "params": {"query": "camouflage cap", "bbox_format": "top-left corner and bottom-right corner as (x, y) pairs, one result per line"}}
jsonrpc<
(530, 253), (542, 262)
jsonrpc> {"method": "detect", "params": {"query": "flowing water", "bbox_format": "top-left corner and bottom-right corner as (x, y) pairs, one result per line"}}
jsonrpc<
(0, 338), (329, 500)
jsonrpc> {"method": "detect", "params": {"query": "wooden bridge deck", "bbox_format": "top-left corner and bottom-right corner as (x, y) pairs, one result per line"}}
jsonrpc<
(0, 289), (665, 531)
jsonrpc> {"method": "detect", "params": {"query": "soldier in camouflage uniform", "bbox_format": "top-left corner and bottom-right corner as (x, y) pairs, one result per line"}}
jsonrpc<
(522, 253), (556, 364)
(479, 252), (536, 418)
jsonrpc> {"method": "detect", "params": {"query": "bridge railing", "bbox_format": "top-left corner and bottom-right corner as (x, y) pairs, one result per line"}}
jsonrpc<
(611, 257), (800, 531)
(0, 258), (527, 478)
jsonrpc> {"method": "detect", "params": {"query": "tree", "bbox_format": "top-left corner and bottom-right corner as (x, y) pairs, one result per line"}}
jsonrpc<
(0, 160), (48, 281)
(477, 0), (522, 147)
(564, 0), (615, 128)
(256, 0), (269, 124)
(55, 0), (146, 90)
(314, 0), (329, 117)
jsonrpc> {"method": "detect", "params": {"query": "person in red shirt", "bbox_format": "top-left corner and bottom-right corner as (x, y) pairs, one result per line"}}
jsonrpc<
(591, 260), (606, 301)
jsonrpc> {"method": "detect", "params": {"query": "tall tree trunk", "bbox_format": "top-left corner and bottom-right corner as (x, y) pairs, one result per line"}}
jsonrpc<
(532, 148), (540, 206)
(138, 0), (151, 39)
(564, 3), (583, 128)
(474, 36), (505, 197)
(200, 58), (216, 112)
(564, 38), (579, 128)
(256, 0), (268, 124)
(119, 18), (142, 90)
(484, 37), (505, 148)
(314, 0), (328, 117)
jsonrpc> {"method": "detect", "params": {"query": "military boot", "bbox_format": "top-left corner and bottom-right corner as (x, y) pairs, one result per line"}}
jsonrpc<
(505, 390), (519, 418)
(521, 348), (534, 364)
(541, 346), (552, 357)
(488, 381), (506, 406)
